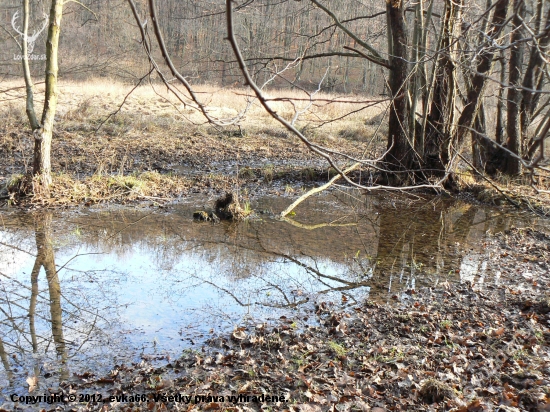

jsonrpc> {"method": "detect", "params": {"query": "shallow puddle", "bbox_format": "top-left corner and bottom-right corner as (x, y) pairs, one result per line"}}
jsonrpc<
(0, 192), (545, 398)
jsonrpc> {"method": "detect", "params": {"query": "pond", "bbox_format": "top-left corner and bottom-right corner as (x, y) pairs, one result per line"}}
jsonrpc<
(0, 192), (544, 400)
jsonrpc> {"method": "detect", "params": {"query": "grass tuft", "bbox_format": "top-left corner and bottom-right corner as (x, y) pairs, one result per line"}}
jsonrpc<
(419, 378), (456, 403)
(328, 341), (347, 357)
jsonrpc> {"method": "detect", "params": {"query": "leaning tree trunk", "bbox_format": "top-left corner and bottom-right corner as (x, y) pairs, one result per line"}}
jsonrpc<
(32, 0), (63, 195)
(383, 0), (412, 182)
(21, 0), (40, 131)
(454, 0), (510, 155)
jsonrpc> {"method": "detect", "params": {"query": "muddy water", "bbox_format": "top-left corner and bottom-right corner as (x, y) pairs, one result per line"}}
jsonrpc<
(0, 192), (545, 398)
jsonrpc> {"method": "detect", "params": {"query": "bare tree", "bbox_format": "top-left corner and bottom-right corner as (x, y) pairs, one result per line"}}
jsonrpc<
(17, 0), (64, 195)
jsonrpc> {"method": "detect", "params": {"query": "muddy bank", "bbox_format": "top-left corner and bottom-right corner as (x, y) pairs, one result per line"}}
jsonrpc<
(2, 81), (550, 212)
(1, 110), (549, 213)
(0, 125), (371, 208)
(2, 226), (548, 411)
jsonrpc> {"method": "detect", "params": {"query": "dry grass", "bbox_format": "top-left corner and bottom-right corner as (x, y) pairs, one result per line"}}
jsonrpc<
(454, 169), (550, 215)
(418, 379), (457, 403)
(3, 79), (549, 210)
(0, 79), (385, 206)
(1, 79), (386, 140)
(0, 80), (381, 164)
(1, 171), (197, 206)
(214, 192), (253, 220)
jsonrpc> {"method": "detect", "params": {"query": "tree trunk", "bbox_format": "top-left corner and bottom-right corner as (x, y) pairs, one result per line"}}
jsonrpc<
(383, 0), (411, 181)
(504, 0), (525, 175)
(424, 0), (462, 175)
(521, 6), (550, 159)
(454, 0), (510, 152)
(31, 0), (64, 195)
(495, 53), (506, 145)
(21, 0), (40, 131)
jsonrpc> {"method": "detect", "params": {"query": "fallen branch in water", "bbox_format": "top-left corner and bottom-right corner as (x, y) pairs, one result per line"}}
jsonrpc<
(280, 163), (360, 218)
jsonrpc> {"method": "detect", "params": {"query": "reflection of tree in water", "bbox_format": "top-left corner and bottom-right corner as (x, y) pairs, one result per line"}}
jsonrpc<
(0, 196), (523, 396)
(0, 213), (125, 393)
(371, 198), (513, 294)
(0, 213), (67, 386)
(158, 196), (514, 314)
(0, 336), (13, 387)
(59, 197), (515, 303)
(31, 213), (68, 379)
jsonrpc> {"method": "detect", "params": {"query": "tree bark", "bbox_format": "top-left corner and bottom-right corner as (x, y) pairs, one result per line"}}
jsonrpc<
(521, 6), (550, 159)
(495, 53), (506, 145)
(383, 0), (412, 181)
(425, 0), (462, 175)
(454, 0), (509, 154)
(21, 0), (40, 131)
(32, 0), (64, 195)
(504, 0), (525, 175)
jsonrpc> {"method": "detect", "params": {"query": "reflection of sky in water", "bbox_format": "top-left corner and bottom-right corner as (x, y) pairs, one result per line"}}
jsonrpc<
(0, 231), (366, 399)
(64, 243), (362, 341)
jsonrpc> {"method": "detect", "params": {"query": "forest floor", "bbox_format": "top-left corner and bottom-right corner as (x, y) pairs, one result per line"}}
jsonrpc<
(2, 225), (549, 411)
(1, 80), (549, 212)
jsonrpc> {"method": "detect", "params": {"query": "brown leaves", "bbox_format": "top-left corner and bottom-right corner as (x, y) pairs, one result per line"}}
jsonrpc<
(453, 399), (484, 412)
(492, 327), (505, 337)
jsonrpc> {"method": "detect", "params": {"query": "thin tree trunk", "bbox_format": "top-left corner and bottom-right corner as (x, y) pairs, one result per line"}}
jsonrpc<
(495, 53), (506, 145)
(21, 0), (39, 130)
(472, 103), (487, 170)
(504, 0), (525, 175)
(32, 0), (64, 195)
(409, 0), (423, 156)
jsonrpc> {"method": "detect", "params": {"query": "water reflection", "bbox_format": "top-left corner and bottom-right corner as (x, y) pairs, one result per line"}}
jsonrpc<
(0, 193), (541, 398)
(0, 214), (126, 396)
(32, 214), (68, 379)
